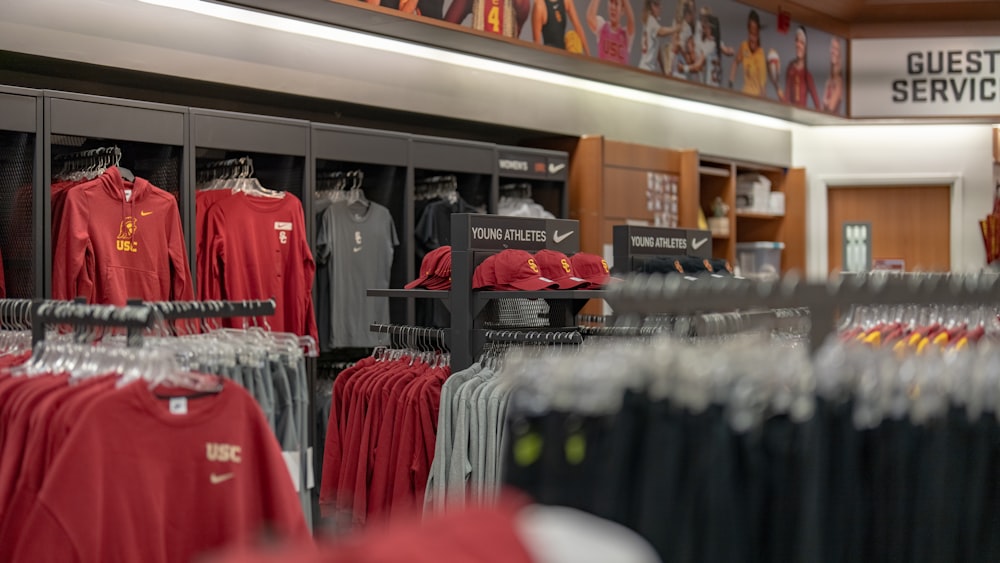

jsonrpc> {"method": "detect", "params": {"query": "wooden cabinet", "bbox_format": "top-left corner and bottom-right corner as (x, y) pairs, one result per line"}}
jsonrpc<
(531, 135), (699, 256)
(699, 157), (806, 275)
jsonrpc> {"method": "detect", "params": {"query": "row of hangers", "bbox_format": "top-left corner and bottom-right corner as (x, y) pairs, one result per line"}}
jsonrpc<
(3, 299), (313, 395)
(53, 145), (135, 183)
(369, 323), (449, 368)
(415, 175), (459, 202)
(316, 169), (369, 210)
(196, 156), (285, 199)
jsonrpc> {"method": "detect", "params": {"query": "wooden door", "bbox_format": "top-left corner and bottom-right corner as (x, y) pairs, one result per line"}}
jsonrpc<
(828, 185), (950, 273)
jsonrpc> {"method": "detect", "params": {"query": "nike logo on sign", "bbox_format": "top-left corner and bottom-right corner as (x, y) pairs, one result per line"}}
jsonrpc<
(691, 238), (708, 250)
(353, 246), (363, 253)
(210, 472), (235, 485)
(552, 230), (574, 244)
(548, 162), (566, 174)
(140, 211), (153, 217)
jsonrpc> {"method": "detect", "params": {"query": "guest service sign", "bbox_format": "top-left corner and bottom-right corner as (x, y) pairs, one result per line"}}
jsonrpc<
(851, 36), (1000, 118)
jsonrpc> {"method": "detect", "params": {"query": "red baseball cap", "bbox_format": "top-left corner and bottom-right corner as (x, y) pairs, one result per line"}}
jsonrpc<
(405, 246), (450, 289)
(568, 252), (620, 288)
(532, 249), (589, 289)
(425, 248), (452, 290)
(473, 254), (499, 290)
(492, 249), (559, 291)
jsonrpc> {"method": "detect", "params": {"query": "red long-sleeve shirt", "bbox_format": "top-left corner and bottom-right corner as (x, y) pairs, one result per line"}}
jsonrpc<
(199, 192), (318, 341)
(52, 167), (193, 304)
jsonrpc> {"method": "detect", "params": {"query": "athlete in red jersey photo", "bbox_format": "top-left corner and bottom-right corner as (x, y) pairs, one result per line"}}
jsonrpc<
(780, 26), (821, 109)
(586, 0), (634, 65)
(445, 0), (531, 37)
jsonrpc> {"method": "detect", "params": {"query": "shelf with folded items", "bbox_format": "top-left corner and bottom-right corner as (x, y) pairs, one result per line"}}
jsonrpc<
(471, 289), (608, 325)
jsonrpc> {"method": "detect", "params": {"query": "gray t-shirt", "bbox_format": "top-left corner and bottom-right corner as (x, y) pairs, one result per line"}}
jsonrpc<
(316, 200), (398, 350)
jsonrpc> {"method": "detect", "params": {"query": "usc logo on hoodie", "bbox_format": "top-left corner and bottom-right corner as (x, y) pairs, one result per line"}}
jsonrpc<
(116, 216), (139, 253)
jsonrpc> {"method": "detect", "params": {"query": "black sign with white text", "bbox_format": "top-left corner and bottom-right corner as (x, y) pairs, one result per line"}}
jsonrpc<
(614, 225), (713, 259)
(465, 214), (579, 253)
(497, 152), (568, 180)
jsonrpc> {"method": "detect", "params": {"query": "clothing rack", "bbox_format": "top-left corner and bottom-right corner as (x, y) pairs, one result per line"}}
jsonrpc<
(30, 300), (157, 348)
(605, 273), (1000, 353)
(53, 145), (122, 168)
(143, 298), (277, 320)
(0, 298), (34, 330)
(482, 329), (583, 345)
(196, 155), (254, 182)
(369, 322), (449, 349)
(500, 182), (532, 199)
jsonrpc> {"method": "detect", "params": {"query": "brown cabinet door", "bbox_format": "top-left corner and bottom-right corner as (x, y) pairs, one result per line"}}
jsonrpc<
(828, 185), (950, 273)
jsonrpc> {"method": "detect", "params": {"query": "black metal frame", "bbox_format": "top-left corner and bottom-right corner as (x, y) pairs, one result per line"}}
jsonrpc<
(604, 273), (1000, 355)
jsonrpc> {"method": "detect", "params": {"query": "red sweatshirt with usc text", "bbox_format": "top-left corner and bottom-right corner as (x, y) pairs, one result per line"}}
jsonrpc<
(52, 167), (193, 304)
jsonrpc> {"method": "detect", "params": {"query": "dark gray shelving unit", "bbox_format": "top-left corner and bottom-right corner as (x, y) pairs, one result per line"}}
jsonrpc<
(0, 86), (42, 298)
(495, 145), (569, 219)
(43, 91), (189, 299)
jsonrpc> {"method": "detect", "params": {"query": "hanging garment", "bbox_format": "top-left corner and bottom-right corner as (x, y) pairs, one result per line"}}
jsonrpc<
(315, 200), (398, 350)
(0, 375), (309, 563)
(199, 191), (318, 341)
(320, 354), (450, 528)
(52, 166), (193, 304)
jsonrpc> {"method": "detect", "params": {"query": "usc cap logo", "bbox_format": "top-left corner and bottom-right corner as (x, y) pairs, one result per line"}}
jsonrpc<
(560, 259), (572, 274)
(600, 259), (609, 273)
(527, 258), (540, 273)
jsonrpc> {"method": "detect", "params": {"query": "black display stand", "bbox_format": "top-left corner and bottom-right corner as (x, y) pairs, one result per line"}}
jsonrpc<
(449, 214), (601, 371)
(0, 86), (42, 299)
(368, 214), (604, 371)
(612, 225), (714, 274)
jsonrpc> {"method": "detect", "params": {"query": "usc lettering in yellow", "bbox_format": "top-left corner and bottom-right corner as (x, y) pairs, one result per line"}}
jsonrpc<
(206, 443), (243, 463)
(116, 240), (139, 253)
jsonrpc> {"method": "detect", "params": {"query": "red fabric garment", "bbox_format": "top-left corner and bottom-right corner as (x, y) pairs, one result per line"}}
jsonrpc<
(365, 363), (423, 523)
(0, 375), (70, 516)
(200, 192), (318, 341)
(11, 379), (310, 563)
(320, 357), (376, 517)
(213, 495), (535, 563)
(0, 375), (117, 559)
(51, 167), (194, 304)
(195, 189), (239, 298)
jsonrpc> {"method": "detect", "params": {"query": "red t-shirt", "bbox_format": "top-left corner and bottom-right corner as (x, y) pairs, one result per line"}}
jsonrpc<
(200, 192), (318, 341)
(11, 379), (310, 562)
(52, 167), (194, 304)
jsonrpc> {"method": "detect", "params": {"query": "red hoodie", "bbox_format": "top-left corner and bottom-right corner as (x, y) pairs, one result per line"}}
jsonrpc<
(52, 167), (194, 304)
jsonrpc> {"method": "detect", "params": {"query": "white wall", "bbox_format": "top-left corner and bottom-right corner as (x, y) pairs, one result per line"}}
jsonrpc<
(793, 124), (996, 279)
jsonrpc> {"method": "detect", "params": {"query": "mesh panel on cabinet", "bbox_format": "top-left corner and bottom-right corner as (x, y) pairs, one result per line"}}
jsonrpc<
(0, 132), (35, 298)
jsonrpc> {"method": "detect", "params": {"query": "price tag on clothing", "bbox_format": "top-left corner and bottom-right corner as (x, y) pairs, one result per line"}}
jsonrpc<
(282, 451), (301, 492)
(306, 447), (315, 490)
(168, 397), (188, 416)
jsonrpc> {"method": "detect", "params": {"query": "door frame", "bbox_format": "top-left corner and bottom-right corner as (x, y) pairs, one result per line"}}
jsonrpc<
(808, 173), (964, 278)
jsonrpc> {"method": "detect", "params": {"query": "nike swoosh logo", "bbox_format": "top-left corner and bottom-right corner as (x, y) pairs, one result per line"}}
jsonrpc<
(353, 246), (363, 253)
(140, 211), (153, 217)
(548, 162), (566, 174)
(691, 238), (708, 250)
(552, 230), (574, 244)
(210, 472), (235, 485)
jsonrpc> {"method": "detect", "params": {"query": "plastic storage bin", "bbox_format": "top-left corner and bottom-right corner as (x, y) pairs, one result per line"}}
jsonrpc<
(736, 241), (784, 280)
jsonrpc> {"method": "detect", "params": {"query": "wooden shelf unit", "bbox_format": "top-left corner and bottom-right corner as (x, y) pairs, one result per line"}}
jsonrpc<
(698, 157), (805, 275)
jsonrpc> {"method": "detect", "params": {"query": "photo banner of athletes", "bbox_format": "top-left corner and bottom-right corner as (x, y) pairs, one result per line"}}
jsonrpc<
(365, 0), (847, 115)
